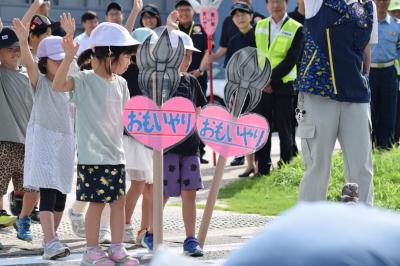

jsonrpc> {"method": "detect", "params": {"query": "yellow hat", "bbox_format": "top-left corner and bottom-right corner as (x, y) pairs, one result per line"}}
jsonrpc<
(389, 0), (400, 11)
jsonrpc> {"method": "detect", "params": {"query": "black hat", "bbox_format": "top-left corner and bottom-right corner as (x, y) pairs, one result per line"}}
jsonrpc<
(30, 15), (60, 35)
(231, 2), (253, 16)
(175, 0), (193, 8)
(106, 2), (122, 14)
(0, 27), (19, 48)
(141, 4), (160, 16)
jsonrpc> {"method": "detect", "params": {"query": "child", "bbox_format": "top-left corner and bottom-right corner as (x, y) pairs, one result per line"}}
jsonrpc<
(142, 30), (207, 256)
(122, 27), (157, 245)
(12, 18), (74, 259)
(0, 26), (34, 230)
(53, 21), (140, 265)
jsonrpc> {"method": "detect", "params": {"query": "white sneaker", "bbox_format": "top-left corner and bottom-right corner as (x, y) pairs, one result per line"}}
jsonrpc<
(68, 209), (86, 238)
(99, 228), (112, 244)
(42, 239), (70, 260)
(124, 224), (135, 244)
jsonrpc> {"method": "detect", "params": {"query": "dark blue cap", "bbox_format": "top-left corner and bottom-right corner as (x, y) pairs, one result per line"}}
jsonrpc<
(0, 27), (19, 48)
(231, 2), (253, 16)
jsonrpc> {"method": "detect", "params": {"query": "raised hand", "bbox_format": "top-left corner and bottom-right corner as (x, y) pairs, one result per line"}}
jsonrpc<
(33, 0), (45, 6)
(62, 34), (79, 59)
(12, 18), (29, 42)
(60, 13), (76, 36)
(167, 10), (179, 29)
(0, 18), (3, 33)
(133, 0), (143, 14)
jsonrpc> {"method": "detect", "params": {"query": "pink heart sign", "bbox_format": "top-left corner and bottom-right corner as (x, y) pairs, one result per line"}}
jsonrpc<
(123, 96), (196, 151)
(197, 105), (269, 158)
(200, 6), (219, 36)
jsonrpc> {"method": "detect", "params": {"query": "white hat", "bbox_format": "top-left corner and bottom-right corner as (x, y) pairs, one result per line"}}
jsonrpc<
(169, 30), (201, 52)
(37, 36), (65, 60)
(89, 22), (140, 48)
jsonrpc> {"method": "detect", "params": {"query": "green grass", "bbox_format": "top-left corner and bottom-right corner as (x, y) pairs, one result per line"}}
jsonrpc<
(218, 149), (400, 216)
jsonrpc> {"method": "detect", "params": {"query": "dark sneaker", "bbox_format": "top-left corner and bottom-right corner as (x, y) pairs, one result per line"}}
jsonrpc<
(16, 216), (33, 242)
(230, 156), (244, 166)
(141, 231), (153, 252)
(30, 207), (40, 224)
(8, 191), (23, 216)
(341, 183), (359, 203)
(183, 237), (203, 257)
(0, 210), (17, 228)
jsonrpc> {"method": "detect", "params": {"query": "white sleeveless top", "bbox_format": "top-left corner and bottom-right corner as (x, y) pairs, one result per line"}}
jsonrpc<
(23, 74), (75, 194)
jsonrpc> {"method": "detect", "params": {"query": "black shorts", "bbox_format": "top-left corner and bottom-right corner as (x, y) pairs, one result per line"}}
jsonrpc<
(76, 164), (126, 203)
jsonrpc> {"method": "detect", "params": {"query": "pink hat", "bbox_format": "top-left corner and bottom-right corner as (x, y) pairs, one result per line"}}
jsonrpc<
(37, 36), (65, 60)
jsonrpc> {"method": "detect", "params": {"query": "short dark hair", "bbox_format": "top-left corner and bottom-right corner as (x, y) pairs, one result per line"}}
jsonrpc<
(81, 11), (98, 23)
(38, 57), (48, 74)
(139, 12), (162, 28)
(93, 45), (137, 74)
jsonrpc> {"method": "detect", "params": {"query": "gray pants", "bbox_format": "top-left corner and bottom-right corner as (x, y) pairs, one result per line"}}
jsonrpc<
(296, 93), (373, 204)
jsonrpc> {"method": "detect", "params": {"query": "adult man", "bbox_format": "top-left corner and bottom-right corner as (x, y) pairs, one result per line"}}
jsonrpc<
(295, 0), (378, 204)
(388, 0), (400, 145)
(370, 0), (400, 149)
(74, 11), (98, 56)
(254, 0), (304, 176)
(175, 0), (210, 164)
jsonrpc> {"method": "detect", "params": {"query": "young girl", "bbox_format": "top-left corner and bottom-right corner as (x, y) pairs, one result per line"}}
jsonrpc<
(53, 21), (140, 265)
(12, 18), (74, 259)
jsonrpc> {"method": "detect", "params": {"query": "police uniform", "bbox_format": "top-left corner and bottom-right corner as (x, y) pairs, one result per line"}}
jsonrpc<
(370, 14), (400, 149)
(295, 0), (376, 204)
(254, 14), (304, 175)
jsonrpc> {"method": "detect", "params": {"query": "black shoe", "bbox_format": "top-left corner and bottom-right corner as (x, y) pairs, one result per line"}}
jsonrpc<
(238, 169), (254, 178)
(230, 156), (245, 166)
(200, 157), (209, 164)
(30, 207), (40, 223)
(341, 183), (359, 203)
(8, 191), (23, 217)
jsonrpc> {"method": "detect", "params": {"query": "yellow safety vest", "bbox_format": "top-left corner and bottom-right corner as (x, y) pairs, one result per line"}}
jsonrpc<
(395, 60), (400, 77)
(255, 17), (301, 83)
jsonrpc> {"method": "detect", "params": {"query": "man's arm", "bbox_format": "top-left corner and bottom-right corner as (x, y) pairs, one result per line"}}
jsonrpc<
(270, 27), (305, 82)
(363, 44), (371, 75)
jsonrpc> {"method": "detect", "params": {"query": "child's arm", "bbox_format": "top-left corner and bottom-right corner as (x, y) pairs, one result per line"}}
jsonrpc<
(125, 0), (143, 33)
(0, 18), (3, 32)
(12, 18), (39, 89)
(21, 0), (43, 26)
(60, 13), (76, 37)
(53, 34), (79, 92)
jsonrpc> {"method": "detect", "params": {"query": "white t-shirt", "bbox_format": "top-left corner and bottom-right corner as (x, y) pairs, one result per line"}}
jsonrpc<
(304, 0), (378, 44)
(74, 32), (90, 56)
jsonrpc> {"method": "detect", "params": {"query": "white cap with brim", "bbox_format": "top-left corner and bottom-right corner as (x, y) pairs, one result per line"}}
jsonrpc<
(168, 29), (201, 52)
(89, 22), (140, 48)
(37, 36), (65, 61)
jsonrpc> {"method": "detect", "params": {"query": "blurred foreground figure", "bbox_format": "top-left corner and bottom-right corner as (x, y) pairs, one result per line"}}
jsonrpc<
(225, 202), (400, 266)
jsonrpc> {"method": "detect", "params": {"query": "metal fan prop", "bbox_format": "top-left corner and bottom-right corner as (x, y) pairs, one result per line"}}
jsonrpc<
(196, 47), (272, 247)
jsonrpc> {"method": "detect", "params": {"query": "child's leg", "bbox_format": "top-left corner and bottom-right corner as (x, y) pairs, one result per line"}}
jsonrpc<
(39, 188), (57, 242)
(181, 190), (197, 237)
(141, 184), (153, 232)
(125, 179), (145, 225)
(109, 196), (125, 244)
(100, 204), (110, 229)
(53, 191), (67, 232)
(19, 191), (39, 218)
(85, 202), (105, 247)
(71, 201), (88, 214)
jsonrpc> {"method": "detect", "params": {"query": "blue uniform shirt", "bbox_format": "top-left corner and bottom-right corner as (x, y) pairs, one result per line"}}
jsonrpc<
(371, 15), (400, 63)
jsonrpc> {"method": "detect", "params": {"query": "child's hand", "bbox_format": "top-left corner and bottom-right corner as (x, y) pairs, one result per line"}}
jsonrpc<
(167, 10), (179, 29)
(132, 0), (143, 14)
(0, 18), (3, 33)
(12, 18), (29, 42)
(62, 34), (79, 59)
(60, 13), (76, 36)
(33, 0), (44, 6)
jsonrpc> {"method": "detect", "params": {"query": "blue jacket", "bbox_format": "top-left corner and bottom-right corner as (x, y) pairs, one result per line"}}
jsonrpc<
(295, 0), (374, 103)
